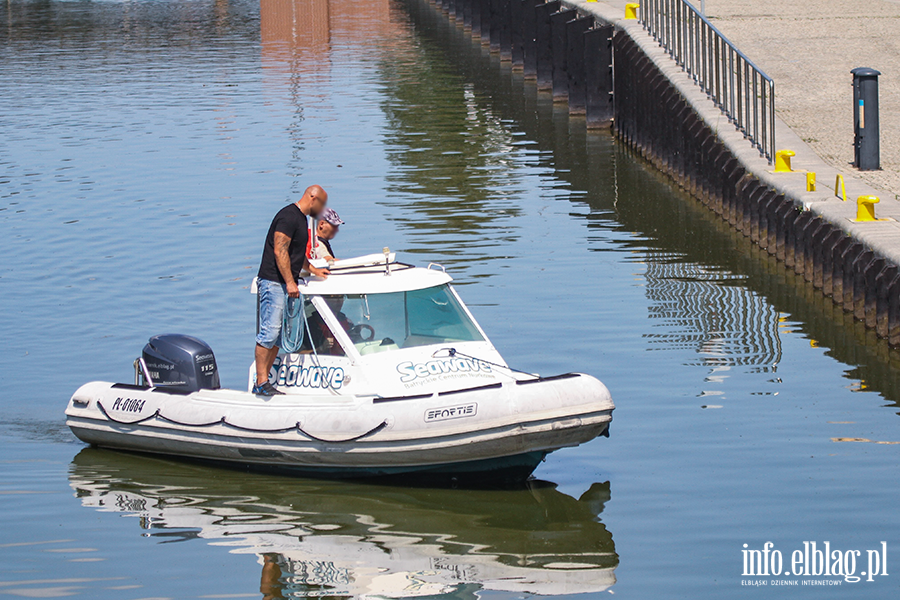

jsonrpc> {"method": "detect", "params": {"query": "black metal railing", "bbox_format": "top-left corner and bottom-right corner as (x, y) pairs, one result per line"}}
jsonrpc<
(640, 0), (776, 163)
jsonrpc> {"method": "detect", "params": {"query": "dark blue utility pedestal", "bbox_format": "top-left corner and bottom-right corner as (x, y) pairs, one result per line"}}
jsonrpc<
(852, 67), (881, 171)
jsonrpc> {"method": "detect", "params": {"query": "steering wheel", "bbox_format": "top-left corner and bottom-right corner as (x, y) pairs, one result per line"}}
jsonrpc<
(348, 323), (375, 343)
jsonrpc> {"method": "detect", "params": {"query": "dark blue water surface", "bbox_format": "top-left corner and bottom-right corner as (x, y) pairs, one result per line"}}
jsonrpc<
(2, 0), (900, 598)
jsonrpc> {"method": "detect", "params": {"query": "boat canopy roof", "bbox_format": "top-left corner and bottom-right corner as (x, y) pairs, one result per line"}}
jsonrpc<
(297, 253), (453, 296)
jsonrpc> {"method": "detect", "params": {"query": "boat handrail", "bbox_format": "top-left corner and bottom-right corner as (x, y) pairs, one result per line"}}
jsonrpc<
(133, 357), (155, 387)
(427, 263), (446, 272)
(324, 261), (415, 276)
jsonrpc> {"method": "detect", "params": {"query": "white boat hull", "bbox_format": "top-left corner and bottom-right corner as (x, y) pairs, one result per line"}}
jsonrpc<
(66, 373), (613, 480)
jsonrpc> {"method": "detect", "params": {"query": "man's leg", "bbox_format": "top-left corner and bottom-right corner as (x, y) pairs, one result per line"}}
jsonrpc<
(254, 279), (287, 391)
(255, 343), (280, 386)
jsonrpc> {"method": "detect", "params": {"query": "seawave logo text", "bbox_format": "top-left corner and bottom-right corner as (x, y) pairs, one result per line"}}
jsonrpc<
(425, 403), (477, 423)
(397, 357), (492, 383)
(270, 361), (345, 390)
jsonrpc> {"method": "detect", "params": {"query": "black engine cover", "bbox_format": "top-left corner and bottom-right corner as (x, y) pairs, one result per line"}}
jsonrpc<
(142, 334), (220, 393)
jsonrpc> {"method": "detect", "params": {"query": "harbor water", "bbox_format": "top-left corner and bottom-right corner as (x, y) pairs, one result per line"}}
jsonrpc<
(1, 0), (899, 597)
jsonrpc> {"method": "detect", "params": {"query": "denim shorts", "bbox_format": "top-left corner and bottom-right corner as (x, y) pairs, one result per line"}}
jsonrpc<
(256, 278), (287, 349)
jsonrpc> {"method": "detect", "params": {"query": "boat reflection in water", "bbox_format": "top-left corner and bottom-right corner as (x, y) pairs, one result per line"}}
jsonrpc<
(68, 448), (618, 598)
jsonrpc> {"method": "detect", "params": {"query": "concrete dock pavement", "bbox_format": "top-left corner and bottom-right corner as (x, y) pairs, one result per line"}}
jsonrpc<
(700, 0), (900, 200)
(599, 0), (900, 198)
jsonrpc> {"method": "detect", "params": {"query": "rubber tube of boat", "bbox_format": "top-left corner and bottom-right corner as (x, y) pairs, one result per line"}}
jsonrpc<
(384, 246), (391, 276)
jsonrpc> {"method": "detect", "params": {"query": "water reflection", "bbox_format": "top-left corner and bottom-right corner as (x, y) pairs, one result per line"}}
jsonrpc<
(642, 256), (782, 370)
(259, 0), (413, 200)
(261, 0), (398, 59)
(261, 0), (332, 61)
(68, 448), (618, 597)
(375, 15), (530, 273)
(398, 0), (900, 408)
(2, 0), (255, 45)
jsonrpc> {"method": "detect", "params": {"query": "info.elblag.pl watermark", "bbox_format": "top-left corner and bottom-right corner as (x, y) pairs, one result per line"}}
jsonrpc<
(742, 542), (888, 586)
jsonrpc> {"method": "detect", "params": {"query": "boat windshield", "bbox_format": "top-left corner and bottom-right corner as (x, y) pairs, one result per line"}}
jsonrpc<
(318, 284), (484, 353)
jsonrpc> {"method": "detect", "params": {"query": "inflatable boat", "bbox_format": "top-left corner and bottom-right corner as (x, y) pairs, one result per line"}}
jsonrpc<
(65, 253), (614, 482)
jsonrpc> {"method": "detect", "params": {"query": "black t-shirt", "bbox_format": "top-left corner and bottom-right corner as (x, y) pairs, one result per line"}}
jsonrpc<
(257, 203), (310, 284)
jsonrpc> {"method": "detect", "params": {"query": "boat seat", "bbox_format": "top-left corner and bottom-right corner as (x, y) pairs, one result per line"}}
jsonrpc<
(357, 340), (400, 355)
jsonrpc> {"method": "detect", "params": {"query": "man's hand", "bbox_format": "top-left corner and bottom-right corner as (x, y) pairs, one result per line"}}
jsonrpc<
(286, 281), (300, 298)
(308, 265), (330, 278)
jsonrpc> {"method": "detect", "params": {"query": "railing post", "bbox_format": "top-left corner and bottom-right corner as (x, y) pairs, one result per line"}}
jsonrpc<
(730, 46), (735, 117)
(663, 0), (669, 54)
(701, 21), (709, 94)
(752, 70), (759, 151)
(760, 82), (767, 157)
(735, 56), (742, 130)
(744, 62), (750, 138)
(676, 0), (682, 65)
(769, 81), (776, 163)
(691, 11), (697, 80)
(714, 35), (720, 105)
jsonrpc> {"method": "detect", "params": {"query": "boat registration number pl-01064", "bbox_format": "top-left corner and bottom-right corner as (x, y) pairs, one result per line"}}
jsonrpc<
(111, 397), (146, 414)
(425, 403), (478, 423)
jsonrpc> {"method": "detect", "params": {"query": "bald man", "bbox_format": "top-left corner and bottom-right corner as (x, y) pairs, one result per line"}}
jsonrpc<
(253, 185), (330, 396)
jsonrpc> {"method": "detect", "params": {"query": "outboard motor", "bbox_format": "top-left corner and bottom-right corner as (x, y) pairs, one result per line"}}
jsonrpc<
(140, 334), (220, 393)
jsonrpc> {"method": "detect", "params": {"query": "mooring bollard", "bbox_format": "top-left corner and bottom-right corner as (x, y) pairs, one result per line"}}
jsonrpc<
(834, 174), (847, 201)
(851, 67), (881, 171)
(774, 149), (795, 172)
(856, 195), (880, 222)
(625, 3), (639, 19)
(806, 172), (816, 192)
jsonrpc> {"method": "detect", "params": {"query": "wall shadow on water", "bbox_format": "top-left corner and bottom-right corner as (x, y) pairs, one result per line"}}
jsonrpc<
(394, 0), (900, 411)
(69, 447), (618, 598)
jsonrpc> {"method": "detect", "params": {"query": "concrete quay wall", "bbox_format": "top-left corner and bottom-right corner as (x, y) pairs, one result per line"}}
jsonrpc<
(423, 0), (900, 345)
